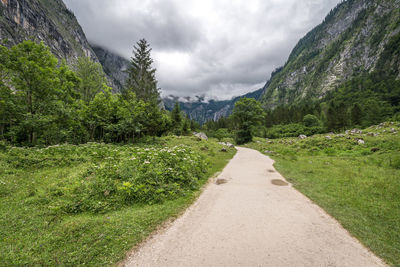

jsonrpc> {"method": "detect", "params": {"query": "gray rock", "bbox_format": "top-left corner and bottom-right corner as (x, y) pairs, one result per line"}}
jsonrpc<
(325, 136), (332, 140)
(357, 139), (365, 145)
(226, 142), (235, 148)
(194, 132), (208, 140)
(298, 135), (307, 139)
(351, 129), (362, 134)
(264, 150), (275, 154)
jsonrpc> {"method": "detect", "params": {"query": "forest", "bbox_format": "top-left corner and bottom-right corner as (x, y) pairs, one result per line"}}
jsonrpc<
(0, 40), (195, 146)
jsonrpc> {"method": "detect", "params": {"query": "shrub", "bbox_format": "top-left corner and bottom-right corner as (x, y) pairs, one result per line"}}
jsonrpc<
(303, 114), (320, 127)
(265, 123), (325, 139)
(54, 145), (208, 213)
(213, 128), (233, 141)
(235, 128), (253, 144)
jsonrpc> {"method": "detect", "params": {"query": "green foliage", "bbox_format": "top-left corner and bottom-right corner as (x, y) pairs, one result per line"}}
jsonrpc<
(125, 39), (160, 104)
(232, 98), (264, 144)
(213, 128), (232, 141)
(0, 41), (84, 145)
(264, 123), (325, 139)
(0, 136), (236, 265)
(171, 102), (183, 135)
(0, 40), (173, 146)
(73, 57), (107, 103)
(56, 145), (207, 213)
(303, 114), (320, 127)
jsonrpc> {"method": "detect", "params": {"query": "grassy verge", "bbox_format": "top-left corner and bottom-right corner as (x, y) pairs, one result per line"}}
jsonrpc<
(245, 122), (400, 266)
(0, 136), (236, 266)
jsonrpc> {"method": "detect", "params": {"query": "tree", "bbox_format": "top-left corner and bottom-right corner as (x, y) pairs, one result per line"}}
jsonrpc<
(303, 114), (320, 127)
(350, 103), (362, 126)
(171, 102), (183, 135)
(232, 98), (264, 144)
(73, 57), (107, 103)
(6, 41), (61, 144)
(125, 39), (160, 104)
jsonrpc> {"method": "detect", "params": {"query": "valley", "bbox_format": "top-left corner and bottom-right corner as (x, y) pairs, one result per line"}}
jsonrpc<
(1, 0), (399, 266)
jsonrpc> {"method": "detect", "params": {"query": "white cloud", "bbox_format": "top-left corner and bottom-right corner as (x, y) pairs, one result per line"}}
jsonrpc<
(64, 0), (341, 99)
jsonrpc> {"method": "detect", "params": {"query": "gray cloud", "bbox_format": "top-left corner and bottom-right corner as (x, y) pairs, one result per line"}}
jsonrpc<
(64, 0), (341, 99)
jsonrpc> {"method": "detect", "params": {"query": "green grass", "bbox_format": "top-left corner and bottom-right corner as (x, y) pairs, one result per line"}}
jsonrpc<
(0, 136), (236, 266)
(246, 122), (400, 266)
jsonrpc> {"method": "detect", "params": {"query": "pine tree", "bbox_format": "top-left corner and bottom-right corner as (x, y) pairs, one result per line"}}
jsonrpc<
(351, 103), (362, 126)
(125, 39), (160, 104)
(171, 102), (183, 135)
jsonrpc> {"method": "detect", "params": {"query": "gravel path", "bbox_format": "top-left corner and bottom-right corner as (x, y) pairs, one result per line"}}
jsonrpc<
(123, 147), (385, 267)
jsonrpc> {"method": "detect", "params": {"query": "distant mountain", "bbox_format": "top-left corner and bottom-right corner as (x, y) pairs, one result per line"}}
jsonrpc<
(91, 44), (129, 92)
(261, 0), (400, 108)
(163, 88), (264, 124)
(0, 0), (98, 64)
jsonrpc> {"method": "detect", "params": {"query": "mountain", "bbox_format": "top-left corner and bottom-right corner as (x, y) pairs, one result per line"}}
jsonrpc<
(163, 88), (264, 124)
(91, 44), (130, 92)
(0, 0), (132, 92)
(261, 0), (400, 109)
(0, 0), (98, 64)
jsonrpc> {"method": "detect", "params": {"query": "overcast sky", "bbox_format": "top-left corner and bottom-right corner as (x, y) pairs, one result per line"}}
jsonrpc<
(64, 0), (341, 100)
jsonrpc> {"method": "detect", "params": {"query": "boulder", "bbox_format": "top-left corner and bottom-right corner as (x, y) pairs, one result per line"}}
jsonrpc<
(357, 139), (365, 144)
(351, 129), (362, 134)
(219, 142), (235, 148)
(226, 142), (235, 148)
(193, 132), (208, 140)
(298, 135), (307, 139)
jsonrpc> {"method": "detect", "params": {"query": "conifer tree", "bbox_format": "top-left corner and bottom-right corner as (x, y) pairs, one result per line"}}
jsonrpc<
(125, 39), (160, 104)
(351, 103), (362, 126)
(171, 102), (183, 135)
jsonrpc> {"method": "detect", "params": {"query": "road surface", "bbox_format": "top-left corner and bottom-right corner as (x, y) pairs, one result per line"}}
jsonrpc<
(123, 147), (385, 267)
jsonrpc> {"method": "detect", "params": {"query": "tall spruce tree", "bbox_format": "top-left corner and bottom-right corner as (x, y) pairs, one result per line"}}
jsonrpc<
(125, 39), (160, 104)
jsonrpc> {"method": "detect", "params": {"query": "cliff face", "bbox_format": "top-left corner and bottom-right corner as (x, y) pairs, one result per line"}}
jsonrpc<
(261, 0), (400, 108)
(91, 44), (129, 92)
(0, 0), (97, 63)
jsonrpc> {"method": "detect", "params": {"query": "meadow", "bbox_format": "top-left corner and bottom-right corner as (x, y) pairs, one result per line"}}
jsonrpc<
(246, 122), (400, 266)
(0, 136), (236, 266)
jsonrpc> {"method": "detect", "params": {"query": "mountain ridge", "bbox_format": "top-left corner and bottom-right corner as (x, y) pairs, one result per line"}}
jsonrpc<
(260, 0), (400, 108)
(163, 88), (264, 124)
(0, 0), (98, 63)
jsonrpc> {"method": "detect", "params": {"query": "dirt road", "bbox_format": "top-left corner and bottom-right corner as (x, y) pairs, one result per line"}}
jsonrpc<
(123, 147), (385, 267)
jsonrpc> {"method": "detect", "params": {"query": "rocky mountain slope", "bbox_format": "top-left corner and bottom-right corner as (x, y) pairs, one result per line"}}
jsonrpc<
(0, 0), (131, 92)
(91, 44), (130, 92)
(261, 0), (400, 108)
(163, 89), (264, 124)
(0, 0), (98, 63)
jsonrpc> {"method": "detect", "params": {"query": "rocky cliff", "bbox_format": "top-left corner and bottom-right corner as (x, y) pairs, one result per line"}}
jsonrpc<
(91, 44), (129, 92)
(0, 0), (98, 64)
(261, 0), (400, 108)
